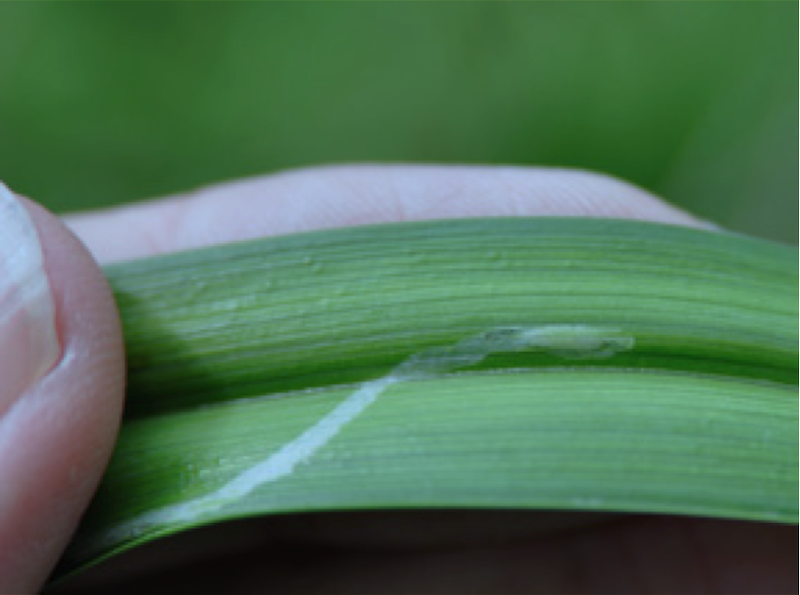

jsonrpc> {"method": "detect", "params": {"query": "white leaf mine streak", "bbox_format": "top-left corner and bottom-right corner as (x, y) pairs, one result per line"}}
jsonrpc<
(104, 325), (633, 544)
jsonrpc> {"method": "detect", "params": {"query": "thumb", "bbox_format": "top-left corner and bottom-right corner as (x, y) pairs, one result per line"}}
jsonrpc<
(0, 184), (125, 592)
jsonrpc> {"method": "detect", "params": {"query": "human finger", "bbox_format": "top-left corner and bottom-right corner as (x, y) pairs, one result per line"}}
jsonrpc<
(64, 165), (708, 264)
(0, 184), (125, 591)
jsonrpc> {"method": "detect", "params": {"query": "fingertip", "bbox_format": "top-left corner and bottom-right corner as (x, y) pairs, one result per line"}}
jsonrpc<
(0, 193), (125, 591)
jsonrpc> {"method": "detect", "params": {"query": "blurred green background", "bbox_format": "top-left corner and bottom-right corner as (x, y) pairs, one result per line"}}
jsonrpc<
(0, 2), (796, 243)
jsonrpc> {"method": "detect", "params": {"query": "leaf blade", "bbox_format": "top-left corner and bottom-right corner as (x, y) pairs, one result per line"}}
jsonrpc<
(55, 218), (798, 579)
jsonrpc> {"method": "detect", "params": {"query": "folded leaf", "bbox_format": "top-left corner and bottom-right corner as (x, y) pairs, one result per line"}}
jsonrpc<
(54, 218), (798, 580)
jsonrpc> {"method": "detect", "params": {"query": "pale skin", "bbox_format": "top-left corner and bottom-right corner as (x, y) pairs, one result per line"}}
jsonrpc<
(1, 166), (795, 593)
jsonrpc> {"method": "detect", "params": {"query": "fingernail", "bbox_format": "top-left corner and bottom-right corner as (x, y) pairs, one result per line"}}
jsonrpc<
(0, 183), (60, 416)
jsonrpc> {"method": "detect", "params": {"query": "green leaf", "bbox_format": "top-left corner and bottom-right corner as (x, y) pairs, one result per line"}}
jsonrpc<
(54, 218), (798, 581)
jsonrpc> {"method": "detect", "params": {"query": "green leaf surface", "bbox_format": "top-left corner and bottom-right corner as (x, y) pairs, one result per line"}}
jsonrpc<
(54, 218), (798, 581)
